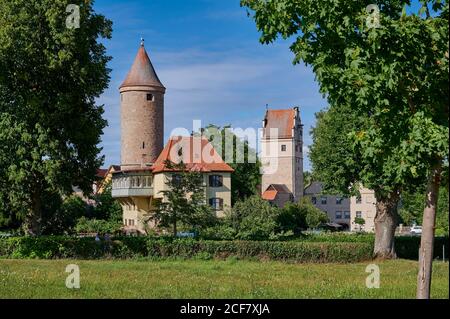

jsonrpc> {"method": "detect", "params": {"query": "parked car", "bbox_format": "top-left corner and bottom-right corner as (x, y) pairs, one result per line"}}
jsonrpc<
(410, 225), (423, 235)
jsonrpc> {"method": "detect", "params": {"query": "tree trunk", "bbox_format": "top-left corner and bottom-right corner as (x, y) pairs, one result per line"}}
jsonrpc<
(373, 192), (400, 259)
(173, 220), (177, 237)
(417, 162), (442, 299)
(24, 187), (42, 236)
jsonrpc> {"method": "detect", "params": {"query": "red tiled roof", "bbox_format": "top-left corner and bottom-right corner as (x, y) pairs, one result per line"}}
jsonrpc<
(120, 44), (165, 89)
(152, 136), (234, 173)
(262, 190), (278, 201)
(263, 109), (296, 139)
(96, 169), (108, 178)
(262, 184), (291, 200)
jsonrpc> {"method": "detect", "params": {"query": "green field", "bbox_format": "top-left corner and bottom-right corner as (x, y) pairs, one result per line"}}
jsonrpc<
(0, 259), (448, 299)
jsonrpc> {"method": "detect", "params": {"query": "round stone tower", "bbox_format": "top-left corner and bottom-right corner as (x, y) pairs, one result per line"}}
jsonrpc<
(119, 40), (166, 170)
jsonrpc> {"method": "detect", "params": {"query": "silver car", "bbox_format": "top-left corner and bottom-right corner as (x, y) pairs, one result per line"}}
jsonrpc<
(410, 225), (423, 235)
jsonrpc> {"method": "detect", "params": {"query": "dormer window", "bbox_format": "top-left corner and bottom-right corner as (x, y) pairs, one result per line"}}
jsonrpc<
(147, 93), (154, 101)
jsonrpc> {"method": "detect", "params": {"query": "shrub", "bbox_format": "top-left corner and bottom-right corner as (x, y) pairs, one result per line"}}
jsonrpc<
(0, 236), (373, 263)
(230, 196), (280, 240)
(199, 223), (236, 241)
(75, 217), (122, 235)
(0, 235), (446, 262)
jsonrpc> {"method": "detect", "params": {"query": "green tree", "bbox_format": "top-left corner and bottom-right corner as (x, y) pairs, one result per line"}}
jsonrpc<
(0, 0), (112, 236)
(303, 171), (313, 190)
(41, 194), (84, 235)
(278, 201), (307, 235)
(278, 197), (329, 233)
(150, 161), (217, 237)
(242, 0), (448, 255)
(354, 217), (366, 232)
(90, 182), (122, 222)
(229, 195), (281, 240)
(309, 105), (365, 197)
(242, 0), (448, 297)
(304, 203), (329, 229)
(201, 125), (261, 205)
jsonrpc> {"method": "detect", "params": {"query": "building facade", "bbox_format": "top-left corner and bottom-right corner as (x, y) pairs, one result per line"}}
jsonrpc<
(111, 42), (233, 234)
(304, 182), (351, 229)
(304, 182), (377, 232)
(261, 108), (304, 207)
(350, 187), (377, 233)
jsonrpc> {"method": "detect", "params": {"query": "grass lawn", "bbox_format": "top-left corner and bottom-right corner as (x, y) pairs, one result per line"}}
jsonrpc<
(0, 258), (448, 299)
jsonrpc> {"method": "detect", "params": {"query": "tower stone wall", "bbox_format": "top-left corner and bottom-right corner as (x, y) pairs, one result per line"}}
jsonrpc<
(120, 86), (164, 169)
(119, 42), (166, 170)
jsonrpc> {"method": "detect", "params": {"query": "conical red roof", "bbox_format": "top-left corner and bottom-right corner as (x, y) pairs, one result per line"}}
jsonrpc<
(120, 44), (165, 89)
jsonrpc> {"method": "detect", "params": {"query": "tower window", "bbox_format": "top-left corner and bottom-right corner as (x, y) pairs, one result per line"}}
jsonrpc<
(147, 93), (154, 101)
(142, 142), (145, 149)
(281, 145), (287, 152)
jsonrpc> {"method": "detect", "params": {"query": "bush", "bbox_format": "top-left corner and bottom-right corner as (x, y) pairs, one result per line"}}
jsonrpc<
(230, 196), (280, 240)
(1, 235), (446, 261)
(0, 236), (372, 263)
(215, 197), (331, 241)
(75, 217), (122, 235)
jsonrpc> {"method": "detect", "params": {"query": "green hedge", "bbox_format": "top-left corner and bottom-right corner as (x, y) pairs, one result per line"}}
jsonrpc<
(303, 234), (448, 260)
(395, 236), (448, 260)
(0, 236), (372, 263)
(0, 235), (446, 262)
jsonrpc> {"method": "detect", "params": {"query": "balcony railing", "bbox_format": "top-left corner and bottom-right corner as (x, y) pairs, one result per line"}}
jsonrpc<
(112, 173), (153, 198)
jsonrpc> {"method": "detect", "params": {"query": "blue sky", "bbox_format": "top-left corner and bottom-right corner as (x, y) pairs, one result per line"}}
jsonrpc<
(93, 0), (326, 172)
(93, 0), (423, 171)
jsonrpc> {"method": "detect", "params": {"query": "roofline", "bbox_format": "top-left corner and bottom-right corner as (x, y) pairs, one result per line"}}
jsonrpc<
(119, 85), (166, 93)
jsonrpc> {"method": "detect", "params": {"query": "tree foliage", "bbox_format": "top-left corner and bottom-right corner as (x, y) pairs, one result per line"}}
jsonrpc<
(0, 0), (112, 235)
(242, 0), (449, 261)
(229, 195), (281, 240)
